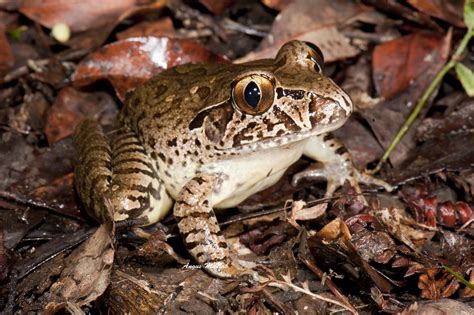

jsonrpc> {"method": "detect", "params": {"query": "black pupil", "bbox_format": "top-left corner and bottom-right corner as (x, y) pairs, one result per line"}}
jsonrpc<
(244, 81), (260, 108)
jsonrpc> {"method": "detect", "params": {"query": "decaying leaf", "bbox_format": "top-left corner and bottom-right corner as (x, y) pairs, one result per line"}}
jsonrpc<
(237, 0), (367, 63)
(372, 31), (451, 99)
(19, 0), (136, 33)
(45, 222), (115, 310)
(72, 36), (227, 100)
(407, 0), (465, 27)
(373, 207), (436, 251)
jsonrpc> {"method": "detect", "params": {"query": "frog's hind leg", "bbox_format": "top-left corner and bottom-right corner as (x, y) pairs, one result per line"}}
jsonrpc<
(294, 134), (392, 201)
(74, 120), (173, 225)
(74, 119), (113, 222)
(174, 175), (245, 278)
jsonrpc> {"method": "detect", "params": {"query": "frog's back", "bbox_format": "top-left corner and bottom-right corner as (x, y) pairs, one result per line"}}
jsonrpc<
(119, 60), (276, 133)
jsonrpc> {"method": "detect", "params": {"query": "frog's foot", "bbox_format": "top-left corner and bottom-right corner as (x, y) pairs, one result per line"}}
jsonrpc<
(292, 162), (392, 202)
(292, 160), (362, 199)
(294, 134), (393, 203)
(175, 174), (256, 279)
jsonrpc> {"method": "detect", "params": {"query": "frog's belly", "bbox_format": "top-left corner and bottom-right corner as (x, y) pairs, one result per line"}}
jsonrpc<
(204, 141), (307, 208)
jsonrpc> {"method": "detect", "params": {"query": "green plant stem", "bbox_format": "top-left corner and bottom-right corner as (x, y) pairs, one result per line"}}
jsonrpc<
(443, 265), (474, 289)
(371, 29), (474, 174)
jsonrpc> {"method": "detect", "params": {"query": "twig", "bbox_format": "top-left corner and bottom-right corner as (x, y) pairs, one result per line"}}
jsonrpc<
(371, 28), (474, 174)
(259, 266), (358, 314)
(300, 257), (358, 314)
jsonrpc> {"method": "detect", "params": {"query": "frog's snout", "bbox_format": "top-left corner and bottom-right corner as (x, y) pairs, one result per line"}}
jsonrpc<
(308, 91), (352, 129)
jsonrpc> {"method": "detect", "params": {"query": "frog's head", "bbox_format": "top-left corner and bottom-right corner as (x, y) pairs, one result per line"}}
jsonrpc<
(190, 40), (353, 153)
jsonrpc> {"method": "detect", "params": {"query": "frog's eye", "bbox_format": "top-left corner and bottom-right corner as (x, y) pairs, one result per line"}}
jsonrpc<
(232, 75), (274, 115)
(304, 41), (324, 73)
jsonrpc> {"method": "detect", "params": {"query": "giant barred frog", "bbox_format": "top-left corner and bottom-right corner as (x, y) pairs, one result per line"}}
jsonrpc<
(74, 40), (389, 278)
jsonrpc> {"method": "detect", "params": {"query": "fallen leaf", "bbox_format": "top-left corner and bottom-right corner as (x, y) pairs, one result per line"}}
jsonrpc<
(240, 219), (291, 255)
(0, 29), (14, 78)
(391, 132), (474, 184)
(374, 207), (436, 251)
(418, 268), (459, 299)
(372, 31), (451, 99)
(198, 0), (236, 15)
(291, 200), (327, 222)
(72, 36), (227, 100)
(401, 299), (474, 314)
(45, 223), (114, 308)
(416, 98), (474, 141)
(362, 0), (443, 32)
(19, 0), (136, 32)
(351, 229), (396, 264)
(44, 87), (118, 145)
(237, 0), (367, 63)
(116, 17), (176, 40)
(407, 0), (465, 28)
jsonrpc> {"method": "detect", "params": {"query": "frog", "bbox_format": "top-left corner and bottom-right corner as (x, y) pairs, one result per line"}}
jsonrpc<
(74, 40), (390, 278)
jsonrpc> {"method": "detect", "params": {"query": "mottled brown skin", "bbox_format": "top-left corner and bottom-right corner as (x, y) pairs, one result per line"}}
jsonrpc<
(74, 41), (389, 278)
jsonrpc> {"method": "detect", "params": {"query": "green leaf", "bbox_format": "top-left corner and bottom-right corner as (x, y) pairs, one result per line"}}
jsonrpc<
(455, 63), (474, 96)
(465, 0), (474, 30)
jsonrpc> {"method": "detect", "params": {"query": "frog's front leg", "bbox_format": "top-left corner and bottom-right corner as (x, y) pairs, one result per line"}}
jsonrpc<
(293, 134), (392, 200)
(74, 119), (173, 225)
(174, 174), (245, 278)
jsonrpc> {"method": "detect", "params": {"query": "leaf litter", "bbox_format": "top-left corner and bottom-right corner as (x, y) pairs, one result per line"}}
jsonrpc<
(0, 0), (473, 313)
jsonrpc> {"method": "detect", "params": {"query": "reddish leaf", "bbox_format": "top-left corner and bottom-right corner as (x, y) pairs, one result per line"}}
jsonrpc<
(45, 87), (118, 145)
(0, 30), (14, 78)
(19, 0), (136, 32)
(372, 31), (450, 99)
(407, 0), (465, 28)
(198, 0), (236, 15)
(72, 37), (227, 100)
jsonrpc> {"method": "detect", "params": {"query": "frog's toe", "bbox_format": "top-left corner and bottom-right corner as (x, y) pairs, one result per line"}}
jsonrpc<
(291, 163), (327, 187)
(357, 171), (394, 192)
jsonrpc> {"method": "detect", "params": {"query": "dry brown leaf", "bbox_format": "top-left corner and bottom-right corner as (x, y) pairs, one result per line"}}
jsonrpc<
(402, 299), (474, 315)
(45, 222), (115, 309)
(237, 0), (369, 63)
(374, 207), (436, 251)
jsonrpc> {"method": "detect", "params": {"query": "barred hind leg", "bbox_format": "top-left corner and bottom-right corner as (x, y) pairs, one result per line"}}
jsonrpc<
(174, 174), (248, 278)
(74, 119), (173, 225)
